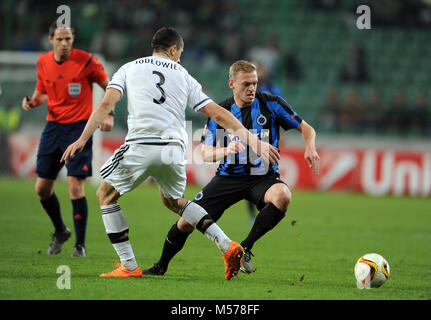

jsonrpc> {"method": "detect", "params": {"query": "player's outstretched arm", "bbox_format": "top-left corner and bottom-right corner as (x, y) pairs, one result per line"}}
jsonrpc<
(21, 90), (47, 111)
(60, 88), (122, 164)
(296, 120), (320, 176)
(199, 102), (280, 165)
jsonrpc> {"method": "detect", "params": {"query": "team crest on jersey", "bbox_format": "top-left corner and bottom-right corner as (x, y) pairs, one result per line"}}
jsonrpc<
(194, 191), (203, 201)
(256, 114), (267, 126)
(68, 83), (81, 97)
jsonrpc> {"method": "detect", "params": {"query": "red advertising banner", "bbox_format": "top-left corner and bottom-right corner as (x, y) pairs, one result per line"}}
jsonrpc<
(7, 134), (431, 197)
(186, 144), (431, 197)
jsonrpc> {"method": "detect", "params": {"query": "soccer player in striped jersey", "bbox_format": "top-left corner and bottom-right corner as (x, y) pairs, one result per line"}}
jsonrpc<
(61, 27), (279, 280)
(22, 22), (113, 257)
(142, 60), (320, 276)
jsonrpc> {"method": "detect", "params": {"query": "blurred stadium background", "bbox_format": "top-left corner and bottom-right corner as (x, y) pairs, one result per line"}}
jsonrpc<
(0, 0), (430, 197)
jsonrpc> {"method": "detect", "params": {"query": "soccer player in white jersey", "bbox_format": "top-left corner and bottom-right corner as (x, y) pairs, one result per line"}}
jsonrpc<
(61, 27), (280, 280)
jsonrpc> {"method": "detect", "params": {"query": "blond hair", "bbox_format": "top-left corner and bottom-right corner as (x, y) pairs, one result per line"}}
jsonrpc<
(229, 60), (257, 80)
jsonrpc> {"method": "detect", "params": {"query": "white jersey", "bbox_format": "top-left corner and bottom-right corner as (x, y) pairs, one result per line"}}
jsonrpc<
(107, 55), (212, 149)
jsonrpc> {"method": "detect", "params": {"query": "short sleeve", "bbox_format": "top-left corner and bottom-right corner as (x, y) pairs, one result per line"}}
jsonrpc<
(35, 60), (46, 93)
(88, 55), (109, 85)
(270, 97), (303, 130)
(186, 74), (213, 112)
(107, 65), (126, 96)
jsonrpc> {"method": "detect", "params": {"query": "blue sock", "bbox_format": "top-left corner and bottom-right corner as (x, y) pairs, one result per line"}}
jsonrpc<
(72, 197), (88, 247)
(40, 193), (66, 233)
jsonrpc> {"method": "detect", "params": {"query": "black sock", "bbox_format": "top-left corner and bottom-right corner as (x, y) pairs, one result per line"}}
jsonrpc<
(40, 193), (65, 233)
(158, 222), (191, 271)
(241, 202), (286, 251)
(71, 197), (88, 247)
(247, 201), (257, 218)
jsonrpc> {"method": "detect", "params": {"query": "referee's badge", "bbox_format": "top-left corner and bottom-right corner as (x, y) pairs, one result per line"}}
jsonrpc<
(68, 83), (81, 97)
(256, 114), (267, 126)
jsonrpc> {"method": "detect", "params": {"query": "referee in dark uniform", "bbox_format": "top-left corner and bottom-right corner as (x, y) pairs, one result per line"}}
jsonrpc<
(142, 60), (320, 275)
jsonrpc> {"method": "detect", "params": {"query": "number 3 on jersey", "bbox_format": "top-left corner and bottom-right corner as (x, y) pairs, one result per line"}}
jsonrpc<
(152, 70), (166, 104)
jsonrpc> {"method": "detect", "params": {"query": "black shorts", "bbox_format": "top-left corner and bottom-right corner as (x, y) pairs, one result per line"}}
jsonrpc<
(193, 173), (287, 222)
(36, 121), (93, 180)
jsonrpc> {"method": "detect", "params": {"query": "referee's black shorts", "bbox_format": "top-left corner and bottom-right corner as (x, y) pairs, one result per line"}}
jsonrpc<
(192, 173), (288, 222)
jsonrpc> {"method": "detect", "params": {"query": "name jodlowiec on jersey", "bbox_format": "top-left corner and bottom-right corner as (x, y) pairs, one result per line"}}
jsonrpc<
(107, 55), (212, 150)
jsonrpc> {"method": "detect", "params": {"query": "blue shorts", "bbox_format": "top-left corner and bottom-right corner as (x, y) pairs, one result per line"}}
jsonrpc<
(36, 121), (93, 180)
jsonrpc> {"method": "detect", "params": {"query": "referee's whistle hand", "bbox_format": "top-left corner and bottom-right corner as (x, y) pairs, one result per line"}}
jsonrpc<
(22, 96), (34, 111)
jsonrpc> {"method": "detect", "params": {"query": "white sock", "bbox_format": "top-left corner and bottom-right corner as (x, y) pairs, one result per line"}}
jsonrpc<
(112, 241), (138, 270)
(204, 224), (232, 254)
(101, 204), (138, 270)
(181, 201), (231, 253)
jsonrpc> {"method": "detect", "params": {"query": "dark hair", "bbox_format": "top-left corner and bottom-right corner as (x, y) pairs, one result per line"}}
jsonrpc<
(151, 27), (183, 52)
(49, 21), (75, 37)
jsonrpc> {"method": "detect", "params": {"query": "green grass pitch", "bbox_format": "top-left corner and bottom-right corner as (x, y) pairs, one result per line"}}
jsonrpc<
(0, 178), (430, 300)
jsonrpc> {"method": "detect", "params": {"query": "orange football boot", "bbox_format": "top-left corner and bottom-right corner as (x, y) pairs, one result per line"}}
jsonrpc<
(99, 262), (142, 278)
(222, 241), (244, 280)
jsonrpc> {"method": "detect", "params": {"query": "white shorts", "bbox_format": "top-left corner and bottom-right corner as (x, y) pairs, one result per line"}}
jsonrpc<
(100, 143), (187, 199)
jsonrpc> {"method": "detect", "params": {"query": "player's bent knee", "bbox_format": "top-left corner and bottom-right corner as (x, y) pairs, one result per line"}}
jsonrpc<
(35, 186), (52, 200)
(35, 179), (54, 200)
(96, 180), (120, 206)
(159, 188), (182, 213)
(96, 186), (104, 202)
(160, 193), (187, 214)
(162, 198), (181, 213)
(266, 184), (291, 211)
(276, 190), (291, 209)
(177, 217), (194, 233)
(96, 187), (112, 206)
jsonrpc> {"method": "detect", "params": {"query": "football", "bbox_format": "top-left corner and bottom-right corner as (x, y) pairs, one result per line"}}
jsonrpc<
(354, 253), (390, 289)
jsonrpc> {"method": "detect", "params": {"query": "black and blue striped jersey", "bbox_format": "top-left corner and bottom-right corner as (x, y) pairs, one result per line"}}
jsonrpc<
(202, 92), (303, 176)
